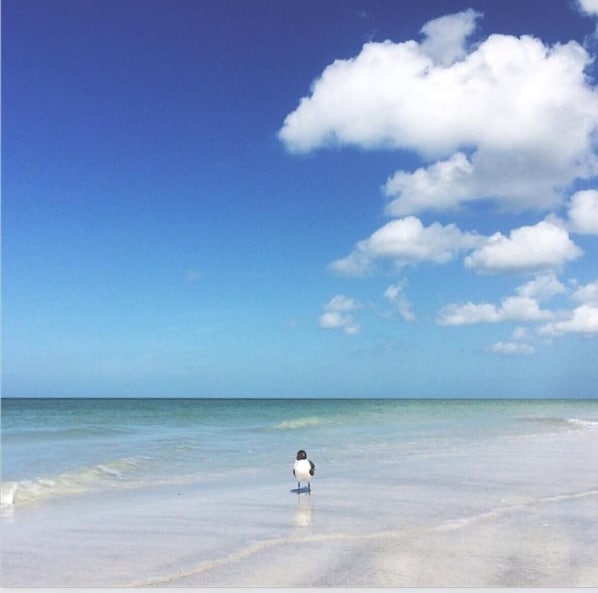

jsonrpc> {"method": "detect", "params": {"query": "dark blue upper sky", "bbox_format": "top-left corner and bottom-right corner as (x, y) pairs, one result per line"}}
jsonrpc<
(3, 0), (598, 397)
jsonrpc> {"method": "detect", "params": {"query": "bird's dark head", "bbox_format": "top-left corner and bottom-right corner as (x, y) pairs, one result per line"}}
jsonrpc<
(296, 450), (307, 460)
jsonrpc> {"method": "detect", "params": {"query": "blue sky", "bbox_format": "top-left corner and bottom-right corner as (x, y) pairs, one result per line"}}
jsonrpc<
(3, 0), (598, 398)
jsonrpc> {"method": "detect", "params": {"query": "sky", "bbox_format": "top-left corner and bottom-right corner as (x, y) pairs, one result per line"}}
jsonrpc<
(3, 0), (598, 398)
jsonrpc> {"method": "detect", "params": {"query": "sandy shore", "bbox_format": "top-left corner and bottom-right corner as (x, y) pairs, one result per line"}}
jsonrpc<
(3, 472), (597, 587)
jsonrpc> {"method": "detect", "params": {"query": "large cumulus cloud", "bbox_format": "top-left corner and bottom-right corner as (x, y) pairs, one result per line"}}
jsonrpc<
(280, 10), (598, 213)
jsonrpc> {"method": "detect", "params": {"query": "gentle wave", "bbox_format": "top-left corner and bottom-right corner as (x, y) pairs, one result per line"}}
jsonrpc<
(1, 456), (150, 510)
(271, 416), (327, 430)
(2, 424), (135, 442)
(566, 417), (598, 430)
(520, 416), (598, 435)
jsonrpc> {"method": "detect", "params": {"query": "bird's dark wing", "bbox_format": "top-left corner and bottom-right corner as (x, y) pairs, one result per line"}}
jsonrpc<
(309, 461), (315, 476)
(293, 468), (296, 477)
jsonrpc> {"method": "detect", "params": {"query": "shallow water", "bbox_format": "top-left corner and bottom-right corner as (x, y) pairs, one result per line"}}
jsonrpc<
(2, 397), (597, 586)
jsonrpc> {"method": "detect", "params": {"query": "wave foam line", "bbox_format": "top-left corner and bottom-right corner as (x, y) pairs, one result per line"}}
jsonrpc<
(0, 457), (150, 509)
(124, 534), (298, 587)
(566, 418), (598, 430)
(271, 416), (326, 430)
(434, 487), (598, 533)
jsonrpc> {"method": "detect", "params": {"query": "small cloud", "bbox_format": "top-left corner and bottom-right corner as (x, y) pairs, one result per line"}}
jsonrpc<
(512, 326), (533, 341)
(539, 304), (598, 336)
(319, 295), (361, 335)
(384, 152), (476, 216)
(438, 301), (500, 325)
(331, 216), (482, 275)
(419, 9), (481, 66)
(324, 294), (359, 312)
(438, 295), (554, 326)
(489, 341), (535, 355)
(383, 283), (416, 321)
(464, 220), (582, 274)
(536, 279), (598, 337)
(572, 279), (598, 305)
(577, 0), (598, 16)
(515, 272), (566, 301)
(567, 190), (598, 235)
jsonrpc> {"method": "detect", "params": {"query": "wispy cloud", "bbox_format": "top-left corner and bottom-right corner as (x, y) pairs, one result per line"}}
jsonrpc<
(383, 283), (416, 322)
(489, 341), (535, 356)
(319, 295), (361, 335)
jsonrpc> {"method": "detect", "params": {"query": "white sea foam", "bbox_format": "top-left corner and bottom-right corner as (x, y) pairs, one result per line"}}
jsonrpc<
(272, 416), (326, 430)
(1, 482), (18, 507)
(566, 417), (598, 430)
(0, 457), (149, 510)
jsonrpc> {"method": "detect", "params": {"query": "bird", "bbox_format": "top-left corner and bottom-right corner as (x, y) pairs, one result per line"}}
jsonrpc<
(293, 449), (315, 493)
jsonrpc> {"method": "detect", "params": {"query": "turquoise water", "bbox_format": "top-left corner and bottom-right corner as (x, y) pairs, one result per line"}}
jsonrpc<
(2, 397), (598, 586)
(3, 397), (596, 507)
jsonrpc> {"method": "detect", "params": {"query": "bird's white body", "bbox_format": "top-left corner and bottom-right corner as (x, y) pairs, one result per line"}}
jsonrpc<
(293, 450), (315, 494)
(293, 458), (314, 482)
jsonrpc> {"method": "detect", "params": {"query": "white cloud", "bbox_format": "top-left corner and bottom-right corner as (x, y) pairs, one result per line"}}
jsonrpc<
(279, 13), (598, 213)
(383, 283), (415, 321)
(419, 9), (481, 66)
(567, 189), (598, 234)
(384, 152), (475, 216)
(324, 294), (359, 312)
(437, 302), (500, 325)
(489, 341), (535, 355)
(578, 0), (598, 16)
(331, 216), (482, 275)
(438, 295), (554, 326)
(500, 296), (555, 321)
(532, 280), (598, 337)
(515, 273), (566, 301)
(279, 24), (596, 160)
(319, 295), (360, 335)
(384, 148), (581, 215)
(464, 221), (582, 274)
(512, 326), (533, 341)
(572, 279), (598, 305)
(540, 304), (598, 336)
(283, 9), (598, 350)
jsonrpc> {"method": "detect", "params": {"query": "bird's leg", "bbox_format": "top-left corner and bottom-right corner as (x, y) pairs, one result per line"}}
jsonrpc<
(297, 481), (301, 493)
(307, 481), (311, 494)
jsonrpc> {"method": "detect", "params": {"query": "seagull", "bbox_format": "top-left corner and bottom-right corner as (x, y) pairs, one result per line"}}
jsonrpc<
(293, 449), (315, 493)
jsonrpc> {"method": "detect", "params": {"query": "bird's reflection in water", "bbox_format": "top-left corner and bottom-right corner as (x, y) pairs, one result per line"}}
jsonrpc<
(293, 495), (313, 528)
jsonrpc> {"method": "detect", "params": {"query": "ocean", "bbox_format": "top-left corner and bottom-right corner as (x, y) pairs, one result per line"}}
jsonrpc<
(1, 397), (597, 587)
